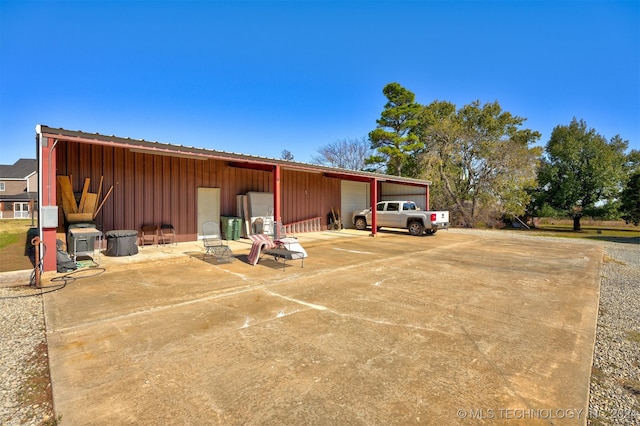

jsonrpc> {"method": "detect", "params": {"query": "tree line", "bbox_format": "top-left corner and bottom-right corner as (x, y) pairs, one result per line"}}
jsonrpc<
(308, 82), (640, 230)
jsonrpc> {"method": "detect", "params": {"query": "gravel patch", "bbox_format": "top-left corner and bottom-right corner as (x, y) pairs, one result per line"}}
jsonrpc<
(0, 283), (56, 425)
(589, 241), (640, 425)
(1, 230), (638, 425)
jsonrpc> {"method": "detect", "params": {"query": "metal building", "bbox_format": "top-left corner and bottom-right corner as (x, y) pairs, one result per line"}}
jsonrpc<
(36, 125), (431, 272)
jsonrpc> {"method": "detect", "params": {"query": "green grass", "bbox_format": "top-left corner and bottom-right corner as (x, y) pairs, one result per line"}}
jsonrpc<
(0, 219), (36, 241)
(0, 231), (20, 249)
(521, 219), (640, 243)
(0, 219), (34, 249)
(0, 219), (38, 272)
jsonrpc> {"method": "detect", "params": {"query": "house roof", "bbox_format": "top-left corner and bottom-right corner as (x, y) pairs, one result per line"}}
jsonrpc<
(0, 192), (37, 202)
(36, 125), (431, 187)
(0, 158), (36, 179)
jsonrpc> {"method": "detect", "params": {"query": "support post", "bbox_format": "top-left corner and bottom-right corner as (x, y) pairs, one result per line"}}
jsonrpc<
(273, 164), (281, 224)
(37, 130), (58, 272)
(426, 184), (430, 211)
(370, 178), (378, 236)
(32, 236), (41, 287)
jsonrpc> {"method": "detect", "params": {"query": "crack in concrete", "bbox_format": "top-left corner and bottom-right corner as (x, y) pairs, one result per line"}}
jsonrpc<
(47, 284), (261, 334)
(257, 287), (561, 415)
(332, 247), (375, 255)
(453, 306), (535, 412)
(264, 289), (456, 336)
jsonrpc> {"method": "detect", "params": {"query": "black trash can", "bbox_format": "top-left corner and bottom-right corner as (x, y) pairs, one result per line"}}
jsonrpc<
(105, 230), (139, 257)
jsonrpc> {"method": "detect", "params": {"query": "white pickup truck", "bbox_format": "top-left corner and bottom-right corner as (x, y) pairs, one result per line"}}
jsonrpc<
(352, 201), (449, 236)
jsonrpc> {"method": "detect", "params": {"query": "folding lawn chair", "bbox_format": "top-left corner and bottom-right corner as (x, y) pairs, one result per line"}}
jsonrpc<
(202, 221), (231, 262)
(140, 224), (158, 248)
(160, 224), (177, 246)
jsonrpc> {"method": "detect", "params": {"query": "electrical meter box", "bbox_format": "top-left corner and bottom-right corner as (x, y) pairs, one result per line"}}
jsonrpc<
(41, 206), (58, 228)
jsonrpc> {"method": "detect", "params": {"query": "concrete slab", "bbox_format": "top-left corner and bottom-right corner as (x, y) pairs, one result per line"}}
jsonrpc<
(42, 229), (602, 425)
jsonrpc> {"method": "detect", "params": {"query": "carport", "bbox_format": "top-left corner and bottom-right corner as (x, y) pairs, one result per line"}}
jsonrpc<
(42, 229), (602, 425)
(35, 125), (431, 272)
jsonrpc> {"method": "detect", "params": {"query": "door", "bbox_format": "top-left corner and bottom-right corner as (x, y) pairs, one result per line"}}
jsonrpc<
(382, 201), (403, 227)
(197, 188), (220, 239)
(341, 181), (370, 229)
(375, 202), (390, 227)
(14, 202), (29, 219)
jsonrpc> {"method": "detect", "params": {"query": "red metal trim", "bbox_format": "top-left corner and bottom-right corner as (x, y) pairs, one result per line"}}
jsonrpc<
(41, 132), (269, 166)
(323, 172), (373, 183)
(228, 161), (275, 172)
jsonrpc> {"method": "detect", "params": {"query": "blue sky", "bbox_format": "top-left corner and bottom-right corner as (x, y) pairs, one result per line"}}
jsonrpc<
(1, 0), (638, 165)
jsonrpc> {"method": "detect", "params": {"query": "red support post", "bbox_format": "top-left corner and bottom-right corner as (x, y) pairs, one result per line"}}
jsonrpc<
(40, 136), (58, 272)
(370, 178), (378, 235)
(274, 164), (281, 224)
(426, 184), (430, 211)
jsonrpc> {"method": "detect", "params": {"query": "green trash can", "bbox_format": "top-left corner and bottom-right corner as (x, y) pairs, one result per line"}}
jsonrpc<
(221, 217), (241, 241)
(220, 217), (232, 240)
(230, 217), (242, 240)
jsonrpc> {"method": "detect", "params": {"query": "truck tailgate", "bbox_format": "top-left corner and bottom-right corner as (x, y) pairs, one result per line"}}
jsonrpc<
(434, 211), (449, 226)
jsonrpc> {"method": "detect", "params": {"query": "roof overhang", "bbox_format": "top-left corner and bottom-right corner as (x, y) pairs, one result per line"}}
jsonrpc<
(36, 125), (431, 187)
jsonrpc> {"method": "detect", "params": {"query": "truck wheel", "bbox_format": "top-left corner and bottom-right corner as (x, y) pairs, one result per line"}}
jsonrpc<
(426, 229), (437, 235)
(408, 221), (424, 236)
(355, 217), (367, 230)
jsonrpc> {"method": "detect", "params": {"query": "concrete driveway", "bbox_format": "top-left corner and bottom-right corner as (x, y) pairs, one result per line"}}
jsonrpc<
(42, 229), (602, 425)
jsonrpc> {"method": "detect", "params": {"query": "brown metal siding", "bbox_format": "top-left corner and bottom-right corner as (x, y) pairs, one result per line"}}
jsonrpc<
(56, 141), (341, 240)
(281, 169), (340, 225)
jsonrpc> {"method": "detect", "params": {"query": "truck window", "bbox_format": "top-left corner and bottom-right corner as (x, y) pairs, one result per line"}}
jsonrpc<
(403, 202), (417, 211)
(377, 203), (385, 212)
(387, 202), (400, 212)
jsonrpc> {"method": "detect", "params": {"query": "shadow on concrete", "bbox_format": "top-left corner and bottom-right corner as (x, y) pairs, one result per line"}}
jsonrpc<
(184, 251), (236, 265)
(584, 236), (640, 245)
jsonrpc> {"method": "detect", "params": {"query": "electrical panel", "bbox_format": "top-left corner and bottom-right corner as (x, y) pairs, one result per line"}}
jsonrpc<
(41, 206), (58, 228)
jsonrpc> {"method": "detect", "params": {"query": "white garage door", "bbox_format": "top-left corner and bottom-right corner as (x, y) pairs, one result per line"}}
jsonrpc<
(341, 181), (370, 229)
(380, 183), (427, 210)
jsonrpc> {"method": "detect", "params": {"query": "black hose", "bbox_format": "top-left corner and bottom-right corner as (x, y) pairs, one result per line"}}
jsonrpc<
(2, 267), (106, 299)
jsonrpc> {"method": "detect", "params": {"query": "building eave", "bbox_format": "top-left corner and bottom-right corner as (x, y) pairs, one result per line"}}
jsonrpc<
(37, 125), (431, 187)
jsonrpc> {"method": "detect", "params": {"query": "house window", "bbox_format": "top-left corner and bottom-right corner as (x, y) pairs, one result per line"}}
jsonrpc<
(14, 202), (29, 218)
(0, 182), (5, 191)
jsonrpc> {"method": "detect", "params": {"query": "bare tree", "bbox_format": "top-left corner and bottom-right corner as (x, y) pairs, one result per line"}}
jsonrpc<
(311, 137), (372, 170)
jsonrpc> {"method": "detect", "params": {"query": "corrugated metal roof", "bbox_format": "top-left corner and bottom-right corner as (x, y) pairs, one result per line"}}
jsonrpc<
(37, 125), (431, 187)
